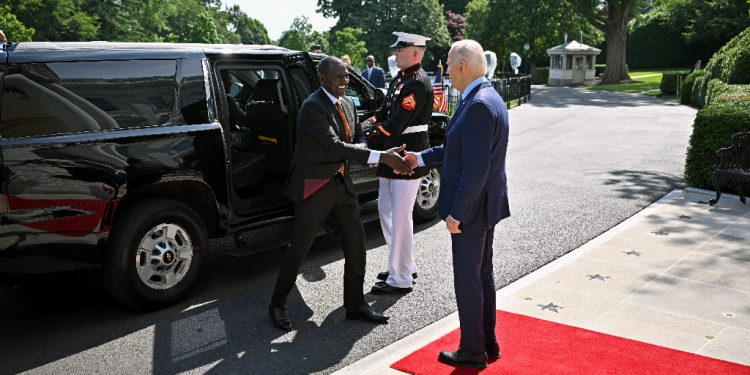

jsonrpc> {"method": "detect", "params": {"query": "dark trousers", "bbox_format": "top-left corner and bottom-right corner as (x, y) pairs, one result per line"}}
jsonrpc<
(271, 175), (367, 310)
(451, 225), (497, 353)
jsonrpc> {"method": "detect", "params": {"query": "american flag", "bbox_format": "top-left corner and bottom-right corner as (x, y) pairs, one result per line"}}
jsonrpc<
(433, 61), (448, 113)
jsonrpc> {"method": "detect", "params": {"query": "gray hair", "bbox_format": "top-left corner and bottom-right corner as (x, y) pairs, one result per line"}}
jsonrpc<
(450, 39), (487, 74)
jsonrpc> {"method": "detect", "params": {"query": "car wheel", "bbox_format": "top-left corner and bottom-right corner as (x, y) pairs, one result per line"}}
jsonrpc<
(101, 198), (207, 310)
(413, 168), (441, 223)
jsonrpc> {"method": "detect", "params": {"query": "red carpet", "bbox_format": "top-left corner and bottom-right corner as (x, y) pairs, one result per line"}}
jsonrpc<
(391, 310), (750, 375)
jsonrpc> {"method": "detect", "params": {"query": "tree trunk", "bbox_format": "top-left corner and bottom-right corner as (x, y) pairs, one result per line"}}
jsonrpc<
(601, 8), (631, 83)
(529, 56), (537, 74)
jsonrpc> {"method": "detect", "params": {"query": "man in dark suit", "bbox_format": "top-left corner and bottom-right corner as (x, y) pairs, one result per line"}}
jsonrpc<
(269, 56), (414, 331)
(406, 40), (510, 369)
(362, 55), (386, 89)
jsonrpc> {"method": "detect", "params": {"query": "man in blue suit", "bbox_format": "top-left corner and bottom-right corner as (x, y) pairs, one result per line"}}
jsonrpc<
(362, 55), (386, 88)
(406, 40), (510, 369)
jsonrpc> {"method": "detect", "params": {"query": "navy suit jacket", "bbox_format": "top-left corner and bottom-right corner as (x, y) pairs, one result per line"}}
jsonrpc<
(421, 80), (510, 228)
(362, 66), (386, 89)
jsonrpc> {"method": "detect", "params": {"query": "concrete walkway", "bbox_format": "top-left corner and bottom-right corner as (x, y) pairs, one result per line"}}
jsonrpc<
(335, 188), (750, 374)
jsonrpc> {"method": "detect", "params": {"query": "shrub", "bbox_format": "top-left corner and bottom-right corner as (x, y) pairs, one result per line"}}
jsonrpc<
(712, 84), (750, 107)
(595, 64), (606, 76)
(659, 70), (691, 95)
(681, 70), (704, 104)
(594, 64), (628, 77)
(532, 67), (549, 85)
(704, 79), (727, 108)
(685, 103), (750, 189)
(691, 75), (705, 106)
(692, 26), (750, 107)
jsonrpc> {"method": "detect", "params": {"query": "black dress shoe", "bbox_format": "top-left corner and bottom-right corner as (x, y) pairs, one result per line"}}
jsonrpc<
(486, 343), (501, 359)
(438, 349), (488, 369)
(345, 304), (389, 323)
(371, 283), (412, 294)
(268, 305), (292, 331)
(376, 271), (418, 281)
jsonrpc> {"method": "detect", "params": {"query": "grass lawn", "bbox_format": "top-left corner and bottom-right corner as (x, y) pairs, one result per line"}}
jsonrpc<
(584, 67), (688, 93)
(585, 74), (663, 93)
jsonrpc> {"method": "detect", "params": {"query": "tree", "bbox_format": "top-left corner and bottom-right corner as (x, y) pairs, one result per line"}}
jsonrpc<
(564, 0), (650, 83)
(440, 0), (469, 14)
(331, 27), (368, 67)
(317, 0), (450, 69)
(660, 0), (750, 60)
(0, 6), (35, 41)
(277, 16), (315, 51)
(310, 30), (331, 53)
(445, 10), (466, 42)
(466, 0), (597, 73)
(227, 5), (271, 44)
(1, 0), (99, 41)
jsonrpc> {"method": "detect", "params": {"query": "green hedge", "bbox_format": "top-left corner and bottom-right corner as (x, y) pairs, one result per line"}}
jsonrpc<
(595, 64), (606, 76)
(626, 10), (691, 69)
(711, 84), (750, 107)
(693, 27), (750, 108)
(532, 67), (549, 84)
(659, 70), (691, 95)
(681, 70), (704, 104)
(685, 102), (750, 189)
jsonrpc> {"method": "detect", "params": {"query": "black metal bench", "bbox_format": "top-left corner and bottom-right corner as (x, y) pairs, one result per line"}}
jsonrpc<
(710, 132), (750, 205)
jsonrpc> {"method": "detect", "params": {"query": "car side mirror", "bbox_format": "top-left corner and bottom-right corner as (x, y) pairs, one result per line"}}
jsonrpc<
(374, 88), (387, 108)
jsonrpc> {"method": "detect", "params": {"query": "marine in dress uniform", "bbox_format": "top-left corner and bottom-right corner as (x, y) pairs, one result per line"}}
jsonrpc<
(363, 32), (434, 294)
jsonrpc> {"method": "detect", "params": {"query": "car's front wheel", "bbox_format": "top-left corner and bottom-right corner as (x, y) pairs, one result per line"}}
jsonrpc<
(413, 168), (441, 223)
(101, 198), (207, 310)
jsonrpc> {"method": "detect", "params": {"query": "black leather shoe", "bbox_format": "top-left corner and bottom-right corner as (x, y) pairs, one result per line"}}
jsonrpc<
(486, 343), (501, 359)
(345, 304), (389, 323)
(438, 349), (488, 369)
(371, 283), (412, 294)
(268, 305), (292, 331)
(376, 271), (418, 281)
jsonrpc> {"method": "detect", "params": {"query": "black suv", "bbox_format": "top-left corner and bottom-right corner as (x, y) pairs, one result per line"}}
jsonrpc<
(0, 42), (447, 310)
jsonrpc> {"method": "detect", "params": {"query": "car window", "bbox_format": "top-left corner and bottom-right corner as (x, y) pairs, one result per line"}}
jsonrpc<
(1, 60), (177, 138)
(345, 87), (362, 109)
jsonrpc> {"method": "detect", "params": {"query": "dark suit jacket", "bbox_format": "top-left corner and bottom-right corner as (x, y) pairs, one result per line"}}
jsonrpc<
(421, 80), (510, 228)
(362, 66), (386, 89)
(282, 87), (370, 202)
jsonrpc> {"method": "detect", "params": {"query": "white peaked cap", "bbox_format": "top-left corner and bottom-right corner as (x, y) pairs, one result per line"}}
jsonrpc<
(390, 32), (431, 48)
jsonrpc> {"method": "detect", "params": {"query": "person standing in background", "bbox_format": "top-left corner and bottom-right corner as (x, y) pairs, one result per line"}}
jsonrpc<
(341, 55), (352, 66)
(362, 55), (386, 89)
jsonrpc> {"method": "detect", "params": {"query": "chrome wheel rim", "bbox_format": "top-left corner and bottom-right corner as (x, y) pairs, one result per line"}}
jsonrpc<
(416, 169), (440, 210)
(135, 223), (193, 290)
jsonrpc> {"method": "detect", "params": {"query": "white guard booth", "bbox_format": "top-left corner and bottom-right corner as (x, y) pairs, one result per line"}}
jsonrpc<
(546, 40), (601, 86)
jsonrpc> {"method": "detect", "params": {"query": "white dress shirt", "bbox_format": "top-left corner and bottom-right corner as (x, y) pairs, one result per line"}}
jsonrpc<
(322, 88), (381, 164)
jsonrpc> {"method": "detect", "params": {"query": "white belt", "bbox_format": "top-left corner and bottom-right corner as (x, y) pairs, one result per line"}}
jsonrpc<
(402, 125), (428, 134)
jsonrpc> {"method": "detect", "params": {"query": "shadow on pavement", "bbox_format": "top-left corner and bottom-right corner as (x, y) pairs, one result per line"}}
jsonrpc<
(0, 218), (438, 374)
(527, 86), (683, 109)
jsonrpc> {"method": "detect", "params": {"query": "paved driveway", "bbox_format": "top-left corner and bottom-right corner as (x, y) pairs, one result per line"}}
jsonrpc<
(0, 87), (697, 375)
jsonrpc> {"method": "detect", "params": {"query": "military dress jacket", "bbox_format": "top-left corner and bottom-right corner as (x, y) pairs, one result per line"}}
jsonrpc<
(364, 63), (433, 179)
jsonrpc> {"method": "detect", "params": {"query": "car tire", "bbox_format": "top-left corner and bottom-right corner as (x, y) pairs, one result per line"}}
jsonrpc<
(413, 168), (441, 224)
(101, 198), (208, 310)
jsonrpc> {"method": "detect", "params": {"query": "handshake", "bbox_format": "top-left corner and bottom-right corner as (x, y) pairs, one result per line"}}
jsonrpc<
(380, 144), (420, 176)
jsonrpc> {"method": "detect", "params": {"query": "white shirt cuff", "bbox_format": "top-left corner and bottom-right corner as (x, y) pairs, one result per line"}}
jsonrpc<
(416, 153), (426, 167)
(367, 151), (381, 164)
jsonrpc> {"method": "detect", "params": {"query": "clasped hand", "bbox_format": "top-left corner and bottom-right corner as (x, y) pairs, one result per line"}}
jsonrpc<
(380, 144), (414, 176)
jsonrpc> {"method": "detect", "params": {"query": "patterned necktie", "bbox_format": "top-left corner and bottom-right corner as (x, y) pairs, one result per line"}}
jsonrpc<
(335, 101), (351, 176)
